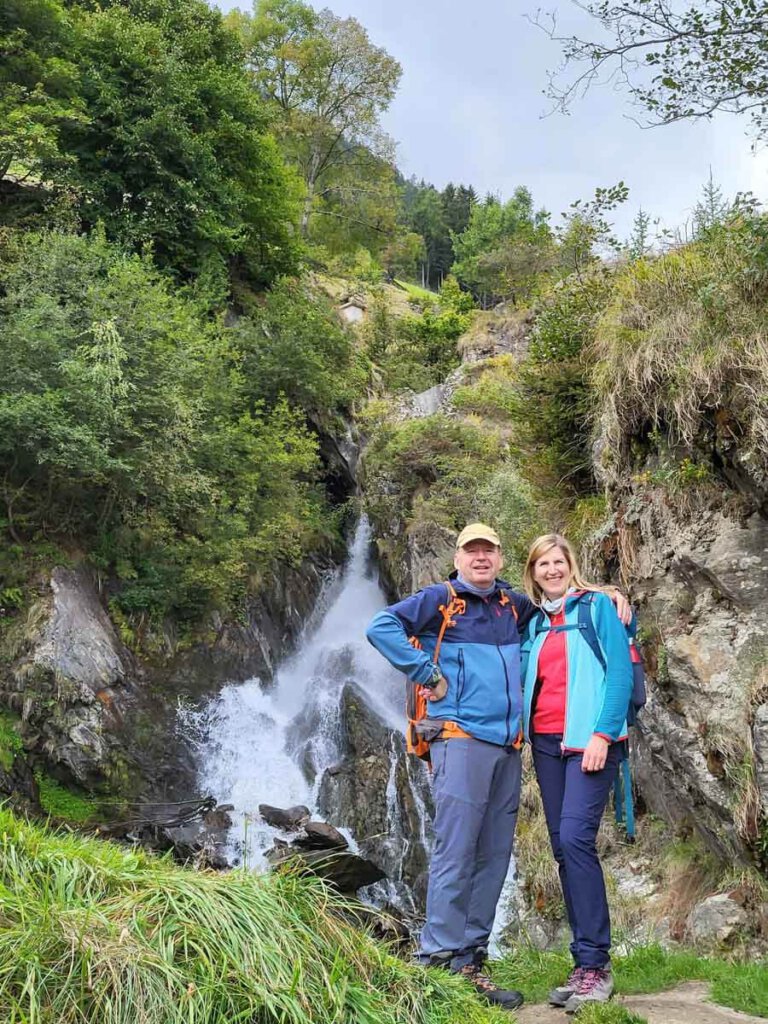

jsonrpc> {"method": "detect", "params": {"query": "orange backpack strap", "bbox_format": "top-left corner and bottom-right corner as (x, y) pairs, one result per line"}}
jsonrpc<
(433, 582), (465, 664)
(498, 587), (518, 620)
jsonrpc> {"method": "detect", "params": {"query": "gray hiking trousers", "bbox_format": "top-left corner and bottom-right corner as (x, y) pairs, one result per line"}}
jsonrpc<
(419, 736), (521, 969)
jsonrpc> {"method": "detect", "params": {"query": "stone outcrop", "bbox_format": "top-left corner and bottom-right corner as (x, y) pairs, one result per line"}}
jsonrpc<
(687, 893), (749, 947)
(595, 489), (768, 867)
(0, 541), (344, 800)
(4, 566), (136, 788)
(317, 682), (433, 910)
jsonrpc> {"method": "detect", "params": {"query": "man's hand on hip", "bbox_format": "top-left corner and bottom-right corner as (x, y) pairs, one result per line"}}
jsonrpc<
(419, 677), (448, 701)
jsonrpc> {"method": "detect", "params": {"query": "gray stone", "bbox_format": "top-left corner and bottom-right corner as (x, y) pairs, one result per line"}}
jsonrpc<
(317, 683), (432, 911)
(590, 486), (768, 865)
(258, 804), (311, 831)
(265, 846), (385, 893)
(687, 893), (748, 946)
(753, 704), (768, 817)
(5, 566), (136, 787)
(297, 821), (348, 850)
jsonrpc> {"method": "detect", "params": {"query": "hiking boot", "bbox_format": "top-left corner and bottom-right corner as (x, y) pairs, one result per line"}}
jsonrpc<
(457, 963), (524, 1011)
(548, 966), (585, 1007)
(564, 966), (614, 1013)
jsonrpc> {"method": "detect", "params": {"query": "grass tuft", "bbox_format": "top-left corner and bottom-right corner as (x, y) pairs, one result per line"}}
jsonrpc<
(0, 808), (507, 1024)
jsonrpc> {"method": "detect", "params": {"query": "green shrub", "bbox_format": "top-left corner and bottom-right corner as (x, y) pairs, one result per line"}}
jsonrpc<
(364, 415), (504, 532)
(0, 230), (344, 627)
(475, 466), (545, 583)
(452, 357), (519, 420)
(372, 277), (473, 392)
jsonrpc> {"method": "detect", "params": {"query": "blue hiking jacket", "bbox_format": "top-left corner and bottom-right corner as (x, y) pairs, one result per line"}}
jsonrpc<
(521, 591), (633, 750)
(366, 576), (536, 747)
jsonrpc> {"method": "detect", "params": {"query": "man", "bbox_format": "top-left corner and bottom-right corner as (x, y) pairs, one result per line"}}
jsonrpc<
(366, 523), (533, 1011)
(366, 522), (630, 1012)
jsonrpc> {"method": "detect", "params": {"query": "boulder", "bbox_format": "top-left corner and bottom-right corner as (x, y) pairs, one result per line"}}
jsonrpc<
(297, 821), (348, 850)
(265, 845), (385, 893)
(687, 893), (748, 947)
(4, 566), (137, 787)
(258, 804), (311, 831)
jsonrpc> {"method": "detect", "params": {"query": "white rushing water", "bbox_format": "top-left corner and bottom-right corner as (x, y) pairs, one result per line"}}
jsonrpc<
(186, 517), (404, 868)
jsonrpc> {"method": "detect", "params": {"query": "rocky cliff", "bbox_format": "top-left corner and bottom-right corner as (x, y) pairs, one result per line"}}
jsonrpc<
(592, 448), (768, 870)
(0, 547), (341, 801)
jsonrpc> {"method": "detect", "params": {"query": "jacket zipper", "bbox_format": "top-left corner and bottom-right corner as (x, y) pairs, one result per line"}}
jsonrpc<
(497, 645), (512, 745)
(457, 648), (466, 707)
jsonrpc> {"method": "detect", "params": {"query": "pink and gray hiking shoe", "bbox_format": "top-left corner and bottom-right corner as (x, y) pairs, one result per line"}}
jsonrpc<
(548, 966), (585, 1007)
(564, 966), (614, 1013)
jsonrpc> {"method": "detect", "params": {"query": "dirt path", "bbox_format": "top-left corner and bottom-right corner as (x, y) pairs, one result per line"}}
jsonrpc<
(514, 982), (766, 1024)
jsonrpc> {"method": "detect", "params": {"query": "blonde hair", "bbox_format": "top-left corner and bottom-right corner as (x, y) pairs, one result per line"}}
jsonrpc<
(522, 533), (607, 605)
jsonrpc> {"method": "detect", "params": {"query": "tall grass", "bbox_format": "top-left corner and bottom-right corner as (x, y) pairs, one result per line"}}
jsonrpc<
(0, 809), (505, 1024)
(593, 225), (768, 476)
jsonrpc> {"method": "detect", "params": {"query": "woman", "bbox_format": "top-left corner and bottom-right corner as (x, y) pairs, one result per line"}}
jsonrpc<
(521, 534), (633, 1013)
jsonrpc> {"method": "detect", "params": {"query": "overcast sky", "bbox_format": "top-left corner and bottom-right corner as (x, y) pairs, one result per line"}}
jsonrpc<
(214, 0), (768, 240)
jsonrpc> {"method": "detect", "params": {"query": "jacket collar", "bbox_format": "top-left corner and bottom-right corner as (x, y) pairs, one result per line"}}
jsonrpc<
(448, 571), (512, 598)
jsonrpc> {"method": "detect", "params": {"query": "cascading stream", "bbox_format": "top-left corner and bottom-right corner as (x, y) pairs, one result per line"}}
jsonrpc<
(185, 517), (408, 869)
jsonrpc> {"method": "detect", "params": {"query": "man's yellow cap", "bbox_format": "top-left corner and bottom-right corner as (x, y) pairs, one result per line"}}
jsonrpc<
(455, 522), (501, 549)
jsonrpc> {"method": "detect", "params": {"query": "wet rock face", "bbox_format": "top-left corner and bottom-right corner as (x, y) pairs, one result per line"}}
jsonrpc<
(4, 566), (137, 788)
(375, 520), (456, 603)
(317, 682), (433, 910)
(164, 552), (340, 692)
(601, 489), (768, 865)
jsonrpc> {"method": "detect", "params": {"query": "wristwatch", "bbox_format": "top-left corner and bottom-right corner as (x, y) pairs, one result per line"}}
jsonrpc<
(423, 667), (443, 689)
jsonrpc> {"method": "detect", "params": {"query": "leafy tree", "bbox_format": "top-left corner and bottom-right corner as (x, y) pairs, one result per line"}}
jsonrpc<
(0, 229), (336, 622)
(452, 188), (553, 305)
(232, 0), (401, 239)
(235, 277), (365, 417)
(556, 182), (629, 280)
(537, 0), (768, 140)
(2, 0), (301, 284)
(381, 228), (425, 280)
(0, 0), (84, 183)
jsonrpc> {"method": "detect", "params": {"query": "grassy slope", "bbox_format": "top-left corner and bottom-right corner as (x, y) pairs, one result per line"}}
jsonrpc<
(0, 808), (509, 1024)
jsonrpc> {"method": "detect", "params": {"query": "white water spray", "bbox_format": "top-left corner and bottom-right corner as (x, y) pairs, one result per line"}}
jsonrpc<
(185, 518), (404, 868)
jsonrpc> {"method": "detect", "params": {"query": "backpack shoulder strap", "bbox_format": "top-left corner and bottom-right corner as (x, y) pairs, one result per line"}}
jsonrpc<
(497, 585), (519, 621)
(575, 592), (606, 672)
(433, 581), (465, 664)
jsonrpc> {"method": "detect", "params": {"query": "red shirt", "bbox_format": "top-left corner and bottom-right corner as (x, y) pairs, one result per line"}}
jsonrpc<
(532, 609), (567, 734)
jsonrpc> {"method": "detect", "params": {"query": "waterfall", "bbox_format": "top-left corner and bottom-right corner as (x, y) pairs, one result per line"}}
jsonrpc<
(184, 517), (419, 872)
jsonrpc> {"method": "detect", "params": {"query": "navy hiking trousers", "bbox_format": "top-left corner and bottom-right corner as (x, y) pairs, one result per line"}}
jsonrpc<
(531, 733), (622, 969)
(419, 736), (521, 970)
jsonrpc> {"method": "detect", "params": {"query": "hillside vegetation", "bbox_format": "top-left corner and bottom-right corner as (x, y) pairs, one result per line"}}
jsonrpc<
(0, 809), (506, 1024)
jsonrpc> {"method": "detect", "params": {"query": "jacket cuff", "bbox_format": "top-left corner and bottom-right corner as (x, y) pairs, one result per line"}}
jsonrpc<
(413, 660), (438, 686)
(594, 731), (613, 743)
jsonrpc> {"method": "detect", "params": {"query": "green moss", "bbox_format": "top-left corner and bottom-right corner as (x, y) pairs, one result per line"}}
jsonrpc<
(0, 711), (23, 771)
(35, 773), (98, 823)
